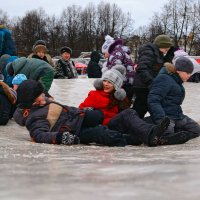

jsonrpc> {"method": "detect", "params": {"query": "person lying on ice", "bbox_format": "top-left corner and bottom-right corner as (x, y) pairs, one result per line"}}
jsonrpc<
(14, 79), (168, 147)
(148, 56), (200, 143)
(79, 65), (192, 145)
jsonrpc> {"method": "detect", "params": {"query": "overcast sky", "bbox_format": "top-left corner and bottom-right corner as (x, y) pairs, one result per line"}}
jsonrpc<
(1, 0), (169, 28)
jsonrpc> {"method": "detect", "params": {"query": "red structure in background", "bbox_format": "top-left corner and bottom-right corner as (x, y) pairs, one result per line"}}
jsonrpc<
(75, 62), (87, 75)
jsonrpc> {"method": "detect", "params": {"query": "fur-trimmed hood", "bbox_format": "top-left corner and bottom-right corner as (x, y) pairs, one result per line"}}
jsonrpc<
(163, 62), (176, 74)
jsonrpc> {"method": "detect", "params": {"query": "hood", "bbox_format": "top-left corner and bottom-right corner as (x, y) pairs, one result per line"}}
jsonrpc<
(161, 62), (183, 84)
(173, 50), (189, 64)
(90, 51), (101, 63)
(108, 39), (123, 54)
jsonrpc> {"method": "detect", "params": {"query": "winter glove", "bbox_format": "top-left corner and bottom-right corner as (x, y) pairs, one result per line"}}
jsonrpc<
(61, 132), (80, 145)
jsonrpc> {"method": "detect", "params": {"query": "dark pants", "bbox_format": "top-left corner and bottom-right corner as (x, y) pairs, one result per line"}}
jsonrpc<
(188, 73), (200, 83)
(0, 94), (12, 125)
(79, 109), (127, 147)
(132, 88), (149, 118)
(79, 125), (127, 147)
(167, 115), (200, 138)
(108, 109), (154, 145)
(145, 115), (200, 144)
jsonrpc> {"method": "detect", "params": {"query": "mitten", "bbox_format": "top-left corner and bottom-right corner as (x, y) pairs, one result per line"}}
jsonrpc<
(61, 132), (80, 145)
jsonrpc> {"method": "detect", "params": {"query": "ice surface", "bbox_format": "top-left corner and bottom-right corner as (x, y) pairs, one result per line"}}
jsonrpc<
(0, 78), (200, 200)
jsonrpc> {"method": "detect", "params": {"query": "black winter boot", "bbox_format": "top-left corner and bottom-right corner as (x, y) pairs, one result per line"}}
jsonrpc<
(146, 117), (170, 147)
(158, 131), (192, 145)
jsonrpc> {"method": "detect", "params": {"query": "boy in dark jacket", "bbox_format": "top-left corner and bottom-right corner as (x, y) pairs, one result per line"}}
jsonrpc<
(54, 47), (78, 79)
(32, 45), (49, 63)
(13, 79), (127, 146)
(148, 56), (200, 144)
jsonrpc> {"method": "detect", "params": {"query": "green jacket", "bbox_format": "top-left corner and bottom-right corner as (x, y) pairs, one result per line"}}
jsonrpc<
(7, 57), (54, 92)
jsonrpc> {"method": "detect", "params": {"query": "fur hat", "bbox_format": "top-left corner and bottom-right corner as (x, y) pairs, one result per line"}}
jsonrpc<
(102, 35), (115, 54)
(93, 65), (126, 101)
(60, 47), (72, 55)
(17, 80), (44, 109)
(153, 35), (173, 48)
(12, 74), (27, 85)
(32, 40), (46, 51)
(174, 56), (194, 74)
(34, 45), (47, 54)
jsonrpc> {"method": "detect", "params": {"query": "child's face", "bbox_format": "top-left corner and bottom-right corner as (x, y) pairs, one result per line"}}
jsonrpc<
(159, 48), (170, 54)
(177, 71), (191, 82)
(104, 53), (110, 58)
(37, 51), (45, 59)
(103, 80), (115, 93)
(13, 84), (19, 90)
(62, 52), (70, 60)
(33, 93), (46, 106)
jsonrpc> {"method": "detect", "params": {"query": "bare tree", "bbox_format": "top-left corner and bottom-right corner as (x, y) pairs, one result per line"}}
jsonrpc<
(12, 8), (48, 56)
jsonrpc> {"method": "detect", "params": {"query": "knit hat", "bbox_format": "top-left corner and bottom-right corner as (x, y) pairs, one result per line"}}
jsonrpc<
(12, 74), (27, 85)
(174, 56), (194, 74)
(34, 45), (47, 54)
(153, 35), (173, 48)
(34, 40), (46, 47)
(93, 65), (126, 101)
(102, 35), (115, 54)
(17, 80), (44, 109)
(60, 47), (72, 55)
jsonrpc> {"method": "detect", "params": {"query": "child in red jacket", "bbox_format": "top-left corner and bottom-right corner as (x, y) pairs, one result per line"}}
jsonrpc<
(79, 65), (177, 146)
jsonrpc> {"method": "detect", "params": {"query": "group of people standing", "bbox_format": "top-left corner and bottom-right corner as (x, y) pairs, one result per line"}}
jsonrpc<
(0, 25), (200, 147)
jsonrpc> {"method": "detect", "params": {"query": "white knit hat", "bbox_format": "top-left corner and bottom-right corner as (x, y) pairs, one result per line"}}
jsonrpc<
(102, 35), (115, 54)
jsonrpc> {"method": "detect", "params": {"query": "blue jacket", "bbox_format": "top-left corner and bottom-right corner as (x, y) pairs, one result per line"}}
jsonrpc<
(148, 63), (185, 123)
(0, 26), (16, 56)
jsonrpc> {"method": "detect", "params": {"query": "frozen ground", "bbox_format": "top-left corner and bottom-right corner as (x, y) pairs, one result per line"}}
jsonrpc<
(0, 78), (200, 200)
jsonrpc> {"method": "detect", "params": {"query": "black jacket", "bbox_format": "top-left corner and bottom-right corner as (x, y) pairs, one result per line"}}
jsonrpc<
(13, 101), (85, 144)
(133, 43), (164, 88)
(87, 51), (102, 78)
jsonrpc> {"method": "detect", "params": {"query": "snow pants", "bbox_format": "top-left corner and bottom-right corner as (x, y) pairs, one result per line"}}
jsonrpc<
(108, 108), (155, 145)
(78, 109), (127, 147)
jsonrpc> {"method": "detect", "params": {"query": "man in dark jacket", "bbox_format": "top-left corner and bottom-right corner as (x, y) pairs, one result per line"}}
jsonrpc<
(87, 51), (102, 78)
(13, 79), (127, 146)
(148, 56), (200, 144)
(133, 35), (173, 118)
